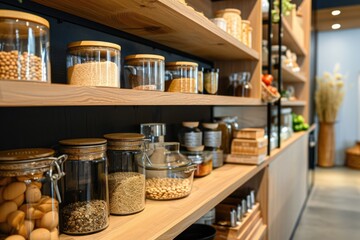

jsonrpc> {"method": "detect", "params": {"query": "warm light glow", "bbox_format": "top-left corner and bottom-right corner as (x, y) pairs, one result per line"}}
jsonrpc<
(332, 23), (341, 30)
(331, 10), (341, 16)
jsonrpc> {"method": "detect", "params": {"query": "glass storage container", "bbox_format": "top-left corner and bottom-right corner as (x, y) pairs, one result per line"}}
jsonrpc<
(0, 148), (66, 240)
(213, 118), (233, 155)
(241, 20), (250, 47)
(182, 146), (212, 178)
(204, 68), (219, 95)
(124, 54), (165, 91)
(0, 10), (50, 82)
(210, 18), (227, 32)
(59, 138), (109, 235)
(215, 8), (242, 41)
(202, 123), (224, 168)
(140, 123), (166, 143)
(178, 122), (203, 149)
(165, 61), (198, 93)
(142, 142), (196, 200)
(228, 72), (252, 97)
(66, 41), (121, 87)
(103, 133), (146, 215)
(198, 67), (204, 94)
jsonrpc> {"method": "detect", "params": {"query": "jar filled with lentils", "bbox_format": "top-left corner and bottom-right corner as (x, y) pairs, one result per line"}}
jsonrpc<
(0, 10), (50, 82)
(104, 133), (147, 215)
(0, 148), (66, 240)
(59, 138), (109, 235)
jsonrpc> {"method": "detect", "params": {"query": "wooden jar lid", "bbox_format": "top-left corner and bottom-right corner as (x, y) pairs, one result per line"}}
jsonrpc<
(125, 54), (165, 61)
(166, 61), (198, 67)
(0, 10), (50, 28)
(182, 122), (199, 128)
(59, 138), (107, 146)
(202, 123), (219, 129)
(104, 133), (145, 141)
(0, 148), (54, 161)
(215, 8), (241, 15)
(67, 41), (121, 50)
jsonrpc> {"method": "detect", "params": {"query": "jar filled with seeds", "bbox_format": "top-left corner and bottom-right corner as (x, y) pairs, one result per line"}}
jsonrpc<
(0, 148), (66, 240)
(103, 133), (146, 215)
(165, 61), (198, 93)
(59, 138), (109, 235)
(203, 68), (219, 95)
(142, 142), (197, 200)
(66, 41), (121, 87)
(202, 123), (224, 168)
(124, 54), (165, 91)
(0, 10), (50, 82)
(215, 8), (242, 41)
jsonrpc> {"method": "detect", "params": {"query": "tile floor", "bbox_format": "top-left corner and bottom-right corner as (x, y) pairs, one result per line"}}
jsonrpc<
(293, 167), (360, 240)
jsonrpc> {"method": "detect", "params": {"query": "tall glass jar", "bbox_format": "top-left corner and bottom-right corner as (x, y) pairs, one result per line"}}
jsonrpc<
(66, 41), (121, 87)
(165, 61), (198, 93)
(124, 54), (165, 91)
(241, 20), (250, 47)
(59, 138), (109, 235)
(215, 8), (242, 41)
(0, 10), (50, 82)
(203, 68), (219, 95)
(178, 122), (203, 149)
(202, 123), (224, 168)
(103, 133), (146, 215)
(0, 148), (66, 240)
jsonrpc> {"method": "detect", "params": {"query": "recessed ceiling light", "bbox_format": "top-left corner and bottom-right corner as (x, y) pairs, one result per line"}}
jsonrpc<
(332, 23), (341, 30)
(331, 10), (341, 16)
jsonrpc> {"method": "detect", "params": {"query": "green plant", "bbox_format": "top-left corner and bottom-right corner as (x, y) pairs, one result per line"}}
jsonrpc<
(272, 0), (296, 23)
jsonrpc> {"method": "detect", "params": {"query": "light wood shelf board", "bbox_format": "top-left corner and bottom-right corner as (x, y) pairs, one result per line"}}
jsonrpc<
(281, 100), (306, 106)
(33, 0), (259, 61)
(0, 81), (263, 107)
(61, 163), (267, 240)
(274, 66), (307, 83)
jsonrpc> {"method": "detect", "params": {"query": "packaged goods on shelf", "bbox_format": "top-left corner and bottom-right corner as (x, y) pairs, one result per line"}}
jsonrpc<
(231, 139), (268, 155)
(226, 154), (266, 165)
(233, 128), (265, 139)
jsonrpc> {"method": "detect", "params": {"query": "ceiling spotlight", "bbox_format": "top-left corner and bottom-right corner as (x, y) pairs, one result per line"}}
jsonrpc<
(332, 23), (341, 30)
(331, 10), (341, 16)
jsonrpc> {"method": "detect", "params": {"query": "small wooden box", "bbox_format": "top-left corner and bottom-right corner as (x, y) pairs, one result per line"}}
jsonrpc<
(233, 128), (265, 139)
(226, 154), (266, 165)
(231, 138), (268, 155)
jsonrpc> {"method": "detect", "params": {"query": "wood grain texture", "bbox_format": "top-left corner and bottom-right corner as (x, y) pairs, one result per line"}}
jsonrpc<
(32, 0), (259, 60)
(281, 100), (307, 107)
(315, 5), (360, 31)
(0, 80), (263, 107)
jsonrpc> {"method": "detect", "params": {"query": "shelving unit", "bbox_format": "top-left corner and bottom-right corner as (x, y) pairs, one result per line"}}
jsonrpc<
(276, 66), (306, 83)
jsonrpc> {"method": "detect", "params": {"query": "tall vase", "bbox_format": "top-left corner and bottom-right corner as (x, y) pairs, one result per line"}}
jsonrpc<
(318, 122), (335, 167)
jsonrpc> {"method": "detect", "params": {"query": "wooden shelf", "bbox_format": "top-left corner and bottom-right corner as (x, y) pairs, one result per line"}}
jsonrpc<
(275, 66), (307, 83)
(61, 163), (267, 240)
(281, 100), (307, 106)
(0, 81), (263, 107)
(32, 0), (259, 61)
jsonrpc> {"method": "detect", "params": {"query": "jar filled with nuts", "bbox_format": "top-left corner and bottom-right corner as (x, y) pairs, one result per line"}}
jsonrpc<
(103, 133), (147, 215)
(0, 10), (51, 82)
(59, 138), (109, 235)
(0, 148), (67, 240)
(141, 142), (197, 200)
(165, 61), (198, 93)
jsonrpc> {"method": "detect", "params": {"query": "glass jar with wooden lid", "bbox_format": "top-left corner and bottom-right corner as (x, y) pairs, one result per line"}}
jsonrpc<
(178, 122), (203, 149)
(215, 8), (242, 41)
(165, 61), (198, 93)
(202, 123), (224, 168)
(0, 10), (50, 82)
(58, 138), (109, 235)
(241, 20), (250, 47)
(0, 148), (66, 239)
(124, 54), (165, 91)
(181, 145), (213, 178)
(103, 133), (147, 215)
(66, 41), (121, 87)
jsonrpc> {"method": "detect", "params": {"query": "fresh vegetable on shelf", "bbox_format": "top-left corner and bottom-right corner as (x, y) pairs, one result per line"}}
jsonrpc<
(272, 0), (296, 23)
(292, 113), (309, 132)
(261, 73), (273, 86)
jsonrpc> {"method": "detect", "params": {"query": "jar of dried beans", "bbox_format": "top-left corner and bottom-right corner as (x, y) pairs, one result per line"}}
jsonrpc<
(66, 41), (121, 87)
(0, 148), (66, 240)
(103, 133), (146, 215)
(0, 10), (50, 82)
(165, 61), (198, 93)
(58, 138), (109, 235)
(124, 54), (165, 91)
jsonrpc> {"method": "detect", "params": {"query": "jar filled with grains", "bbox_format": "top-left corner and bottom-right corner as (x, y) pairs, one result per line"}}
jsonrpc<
(59, 138), (109, 235)
(241, 20), (250, 47)
(165, 61), (198, 93)
(215, 8), (242, 41)
(124, 54), (165, 91)
(0, 10), (51, 82)
(0, 148), (67, 240)
(66, 41), (121, 87)
(203, 68), (219, 95)
(103, 133), (146, 215)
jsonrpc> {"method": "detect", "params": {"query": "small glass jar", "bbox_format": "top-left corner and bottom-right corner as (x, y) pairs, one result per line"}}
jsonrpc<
(210, 18), (227, 31)
(103, 133), (146, 215)
(262, 40), (269, 66)
(241, 20), (250, 47)
(238, 72), (252, 97)
(203, 68), (219, 95)
(140, 123), (166, 143)
(248, 27), (253, 48)
(215, 8), (242, 41)
(182, 146), (212, 178)
(142, 142), (196, 200)
(202, 123), (223, 168)
(0, 10), (50, 82)
(124, 54), (165, 91)
(0, 148), (66, 240)
(59, 138), (109, 235)
(178, 122), (203, 148)
(198, 67), (204, 94)
(213, 118), (232, 154)
(165, 61), (198, 93)
(66, 41), (121, 87)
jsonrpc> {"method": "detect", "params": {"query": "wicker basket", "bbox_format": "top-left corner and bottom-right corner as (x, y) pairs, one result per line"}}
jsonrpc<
(346, 142), (360, 169)
(261, 82), (280, 103)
